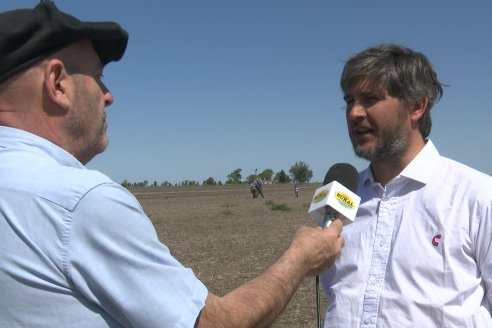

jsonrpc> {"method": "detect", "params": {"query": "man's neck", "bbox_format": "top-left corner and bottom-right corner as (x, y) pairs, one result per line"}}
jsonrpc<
(370, 138), (427, 187)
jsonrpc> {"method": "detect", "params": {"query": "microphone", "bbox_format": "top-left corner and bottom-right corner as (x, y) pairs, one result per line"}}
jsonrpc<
(308, 163), (361, 227)
(309, 163), (360, 328)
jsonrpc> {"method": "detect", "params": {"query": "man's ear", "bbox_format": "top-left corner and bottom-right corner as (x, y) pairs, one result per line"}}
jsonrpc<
(43, 59), (71, 111)
(410, 96), (428, 122)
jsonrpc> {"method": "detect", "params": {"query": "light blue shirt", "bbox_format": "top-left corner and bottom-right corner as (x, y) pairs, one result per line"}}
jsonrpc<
(321, 140), (492, 327)
(0, 126), (208, 327)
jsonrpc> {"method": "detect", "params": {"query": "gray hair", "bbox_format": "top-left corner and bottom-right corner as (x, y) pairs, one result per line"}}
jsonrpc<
(341, 44), (445, 139)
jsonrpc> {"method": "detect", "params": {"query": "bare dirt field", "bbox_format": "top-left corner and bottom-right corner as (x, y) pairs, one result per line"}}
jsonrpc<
(130, 183), (328, 328)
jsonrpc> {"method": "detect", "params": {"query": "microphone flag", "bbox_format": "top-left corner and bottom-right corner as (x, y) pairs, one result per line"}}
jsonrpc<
(308, 180), (360, 227)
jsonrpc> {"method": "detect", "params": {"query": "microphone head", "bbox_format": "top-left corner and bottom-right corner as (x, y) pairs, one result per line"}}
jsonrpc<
(323, 163), (359, 193)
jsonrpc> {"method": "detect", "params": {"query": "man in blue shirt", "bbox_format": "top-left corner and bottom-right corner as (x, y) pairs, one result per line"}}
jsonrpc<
(0, 2), (344, 327)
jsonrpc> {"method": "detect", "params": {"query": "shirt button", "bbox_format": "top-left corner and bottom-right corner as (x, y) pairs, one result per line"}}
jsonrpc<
(364, 318), (372, 325)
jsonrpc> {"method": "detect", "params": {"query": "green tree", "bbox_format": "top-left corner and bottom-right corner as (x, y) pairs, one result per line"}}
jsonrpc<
(289, 161), (313, 184)
(203, 177), (216, 185)
(274, 170), (291, 183)
(226, 168), (242, 184)
(180, 180), (199, 186)
(258, 168), (273, 181)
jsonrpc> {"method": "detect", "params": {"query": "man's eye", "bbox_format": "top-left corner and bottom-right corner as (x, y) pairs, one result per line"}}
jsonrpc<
(360, 96), (379, 106)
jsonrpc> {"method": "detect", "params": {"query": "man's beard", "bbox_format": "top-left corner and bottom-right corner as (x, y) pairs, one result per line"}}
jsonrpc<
(352, 129), (409, 162)
(352, 108), (410, 162)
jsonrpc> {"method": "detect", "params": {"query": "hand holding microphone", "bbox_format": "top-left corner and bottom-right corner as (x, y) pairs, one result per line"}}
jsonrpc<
(288, 220), (344, 277)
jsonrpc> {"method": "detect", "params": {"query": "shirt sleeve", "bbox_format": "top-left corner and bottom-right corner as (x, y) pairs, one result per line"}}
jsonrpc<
(65, 182), (208, 328)
(476, 199), (492, 313)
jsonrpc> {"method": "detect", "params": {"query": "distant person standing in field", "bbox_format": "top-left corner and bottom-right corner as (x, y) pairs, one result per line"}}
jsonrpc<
(294, 184), (300, 198)
(256, 178), (264, 198)
(0, 2), (345, 327)
(250, 180), (258, 198)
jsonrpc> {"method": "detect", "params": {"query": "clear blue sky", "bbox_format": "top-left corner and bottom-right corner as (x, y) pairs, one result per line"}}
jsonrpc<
(3, 1), (492, 184)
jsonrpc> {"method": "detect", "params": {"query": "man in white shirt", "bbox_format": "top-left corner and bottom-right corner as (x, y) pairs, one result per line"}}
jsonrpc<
(321, 44), (492, 327)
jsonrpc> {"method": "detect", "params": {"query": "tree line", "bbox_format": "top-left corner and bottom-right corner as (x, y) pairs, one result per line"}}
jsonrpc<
(121, 161), (313, 188)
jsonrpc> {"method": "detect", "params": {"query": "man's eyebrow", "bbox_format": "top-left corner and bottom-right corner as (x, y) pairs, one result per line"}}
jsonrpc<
(344, 89), (384, 100)
(343, 91), (370, 101)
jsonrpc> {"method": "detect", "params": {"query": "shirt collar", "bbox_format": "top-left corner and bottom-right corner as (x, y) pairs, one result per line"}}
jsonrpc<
(360, 139), (440, 186)
(0, 126), (85, 169)
(400, 140), (439, 184)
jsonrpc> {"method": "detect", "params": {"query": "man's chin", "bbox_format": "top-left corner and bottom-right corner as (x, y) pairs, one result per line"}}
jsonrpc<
(99, 140), (109, 154)
(93, 137), (109, 157)
(353, 144), (376, 161)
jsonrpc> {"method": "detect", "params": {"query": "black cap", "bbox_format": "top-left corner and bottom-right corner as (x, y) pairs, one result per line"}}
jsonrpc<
(0, 0), (128, 83)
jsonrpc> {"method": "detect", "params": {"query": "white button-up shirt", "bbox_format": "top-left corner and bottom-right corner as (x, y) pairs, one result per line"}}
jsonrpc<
(321, 140), (492, 327)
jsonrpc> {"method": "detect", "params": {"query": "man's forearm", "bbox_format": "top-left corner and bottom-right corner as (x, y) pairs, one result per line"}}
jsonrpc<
(196, 247), (308, 328)
(195, 223), (343, 328)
